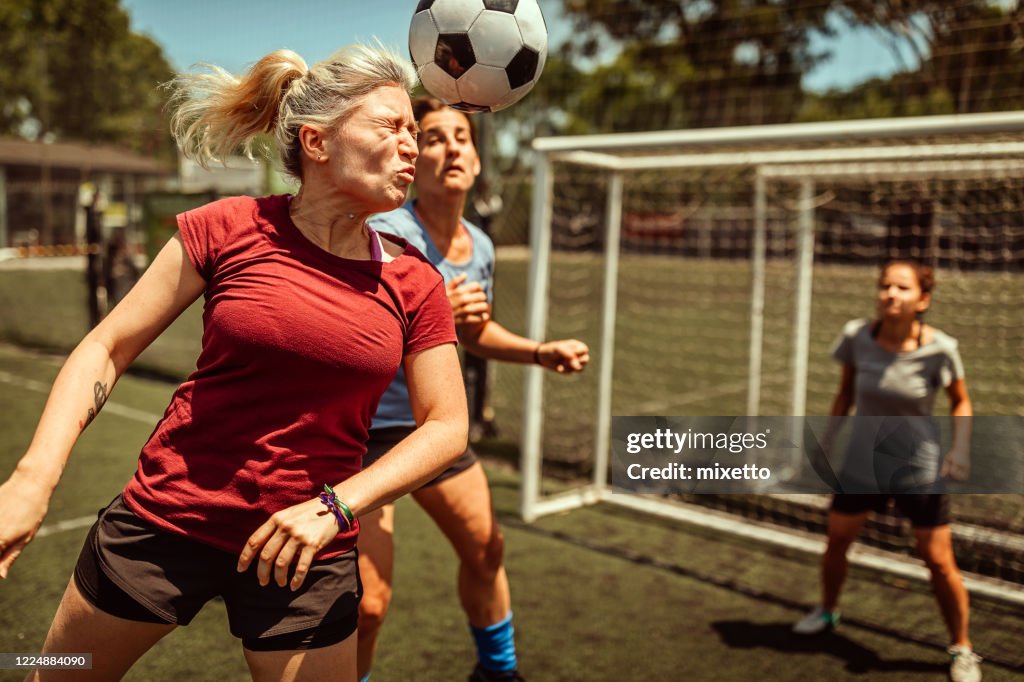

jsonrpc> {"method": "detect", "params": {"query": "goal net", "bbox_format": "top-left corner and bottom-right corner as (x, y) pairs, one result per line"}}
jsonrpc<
(518, 111), (1024, 598)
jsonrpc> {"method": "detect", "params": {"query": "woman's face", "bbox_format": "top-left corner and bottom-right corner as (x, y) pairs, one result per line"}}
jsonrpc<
(413, 108), (480, 199)
(877, 263), (929, 319)
(320, 84), (419, 212)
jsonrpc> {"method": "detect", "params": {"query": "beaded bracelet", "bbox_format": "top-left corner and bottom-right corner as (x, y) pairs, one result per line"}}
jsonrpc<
(318, 484), (355, 532)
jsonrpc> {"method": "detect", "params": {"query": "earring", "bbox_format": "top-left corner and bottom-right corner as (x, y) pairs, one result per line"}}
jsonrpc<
(317, 154), (323, 161)
(347, 213), (355, 219)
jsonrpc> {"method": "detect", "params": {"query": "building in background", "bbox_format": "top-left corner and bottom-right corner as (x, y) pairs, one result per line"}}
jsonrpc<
(0, 137), (170, 253)
(175, 152), (265, 196)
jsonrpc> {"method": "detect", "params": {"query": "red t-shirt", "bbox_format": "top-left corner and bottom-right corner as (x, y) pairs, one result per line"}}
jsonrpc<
(121, 195), (456, 558)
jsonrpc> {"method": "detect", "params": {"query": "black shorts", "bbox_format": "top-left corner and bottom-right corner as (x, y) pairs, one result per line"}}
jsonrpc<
(363, 425), (478, 487)
(830, 493), (951, 528)
(72, 496), (361, 651)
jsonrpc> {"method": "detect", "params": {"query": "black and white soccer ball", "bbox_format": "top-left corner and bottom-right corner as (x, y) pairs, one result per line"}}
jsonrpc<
(408, 0), (548, 113)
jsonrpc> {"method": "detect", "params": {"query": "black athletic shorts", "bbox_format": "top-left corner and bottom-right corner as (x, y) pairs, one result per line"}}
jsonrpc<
(72, 495), (361, 651)
(363, 425), (478, 487)
(830, 493), (951, 528)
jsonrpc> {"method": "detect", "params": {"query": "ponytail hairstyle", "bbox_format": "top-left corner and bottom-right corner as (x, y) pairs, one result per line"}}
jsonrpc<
(167, 42), (417, 181)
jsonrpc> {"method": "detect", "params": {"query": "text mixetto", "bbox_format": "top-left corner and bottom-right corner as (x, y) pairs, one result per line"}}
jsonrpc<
(626, 462), (772, 481)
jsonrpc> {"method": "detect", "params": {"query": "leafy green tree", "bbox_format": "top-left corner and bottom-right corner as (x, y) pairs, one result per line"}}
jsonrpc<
(493, 0), (1022, 171)
(558, 0), (836, 130)
(803, 1), (1023, 120)
(492, 1), (839, 171)
(0, 0), (39, 135)
(0, 0), (175, 158)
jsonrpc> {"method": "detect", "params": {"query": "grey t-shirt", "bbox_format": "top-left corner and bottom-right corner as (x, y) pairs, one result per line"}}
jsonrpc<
(831, 318), (965, 491)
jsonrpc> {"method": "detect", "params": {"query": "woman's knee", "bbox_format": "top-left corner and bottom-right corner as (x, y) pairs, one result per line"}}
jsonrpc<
(358, 584), (393, 632)
(824, 530), (858, 560)
(920, 549), (959, 578)
(462, 526), (505, 579)
(915, 529), (960, 578)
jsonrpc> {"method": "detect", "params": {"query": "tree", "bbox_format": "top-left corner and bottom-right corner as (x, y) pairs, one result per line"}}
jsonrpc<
(490, 0), (839, 172)
(893, 1), (1024, 113)
(803, 1), (1024, 120)
(492, 0), (1023, 170)
(0, 0), (176, 159)
(558, 0), (836, 130)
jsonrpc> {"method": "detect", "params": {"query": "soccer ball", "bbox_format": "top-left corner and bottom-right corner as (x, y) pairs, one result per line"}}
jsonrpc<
(408, 0), (548, 113)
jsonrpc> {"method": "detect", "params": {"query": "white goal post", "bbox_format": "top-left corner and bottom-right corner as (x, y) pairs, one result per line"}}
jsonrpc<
(517, 112), (1024, 602)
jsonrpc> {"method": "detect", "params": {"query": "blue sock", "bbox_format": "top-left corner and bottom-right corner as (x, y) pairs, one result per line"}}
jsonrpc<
(470, 611), (517, 672)
(359, 674), (371, 682)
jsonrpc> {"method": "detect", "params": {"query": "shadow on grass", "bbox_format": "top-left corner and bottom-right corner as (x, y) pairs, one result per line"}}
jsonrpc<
(711, 621), (947, 676)
(501, 508), (1022, 673)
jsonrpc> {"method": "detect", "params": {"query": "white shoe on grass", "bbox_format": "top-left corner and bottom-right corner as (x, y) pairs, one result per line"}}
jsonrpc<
(948, 645), (982, 682)
(791, 606), (840, 635)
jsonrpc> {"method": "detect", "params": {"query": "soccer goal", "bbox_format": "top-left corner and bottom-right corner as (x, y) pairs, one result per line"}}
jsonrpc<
(518, 111), (1024, 601)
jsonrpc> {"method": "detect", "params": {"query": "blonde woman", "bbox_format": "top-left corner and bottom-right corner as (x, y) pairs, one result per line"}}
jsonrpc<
(0, 45), (466, 682)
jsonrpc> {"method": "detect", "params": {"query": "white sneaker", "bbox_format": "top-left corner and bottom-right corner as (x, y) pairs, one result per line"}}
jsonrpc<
(791, 606), (840, 635)
(948, 645), (982, 682)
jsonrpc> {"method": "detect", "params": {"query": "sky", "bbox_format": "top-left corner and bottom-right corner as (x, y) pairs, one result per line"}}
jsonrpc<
(120, 0), (924, 96)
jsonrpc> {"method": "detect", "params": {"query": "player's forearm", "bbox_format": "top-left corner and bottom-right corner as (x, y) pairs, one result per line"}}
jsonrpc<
(332, 416), (468, 516)
(15, 335), (119, 492)
(460, 320), (538, 364)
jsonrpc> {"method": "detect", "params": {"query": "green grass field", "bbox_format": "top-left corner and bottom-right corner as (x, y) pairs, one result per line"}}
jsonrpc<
(4, 255), (1020, 436)
(1, 344), (1023, 680)
(1, 257), (1021, 558)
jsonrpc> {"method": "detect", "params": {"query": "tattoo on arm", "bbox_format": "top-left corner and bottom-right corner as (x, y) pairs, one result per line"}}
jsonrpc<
(78, 381), (109, 431)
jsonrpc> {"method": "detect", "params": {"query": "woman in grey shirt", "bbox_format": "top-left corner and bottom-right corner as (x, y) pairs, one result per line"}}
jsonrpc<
(792, 261), (981, 682)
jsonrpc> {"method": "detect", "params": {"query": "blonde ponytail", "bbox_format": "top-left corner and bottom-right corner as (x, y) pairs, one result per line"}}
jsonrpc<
(167, 42), (417, 181)
(168, 50), (308, 168)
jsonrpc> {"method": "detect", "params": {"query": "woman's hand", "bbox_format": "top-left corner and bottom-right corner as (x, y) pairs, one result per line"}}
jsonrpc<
(0, 471), (52, 579)
(940, 450), (971, 481)
(446, 273), (491, 325)
(537, 339), (590, 374)
(237, 497), (343, 591)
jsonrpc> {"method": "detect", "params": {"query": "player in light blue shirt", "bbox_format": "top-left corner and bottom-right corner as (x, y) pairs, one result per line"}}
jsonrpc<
(358, 97), (590, 682)
(369, 204), (495, 431)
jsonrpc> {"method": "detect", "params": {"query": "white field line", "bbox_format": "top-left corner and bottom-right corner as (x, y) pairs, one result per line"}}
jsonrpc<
(604, 493), (1024, 608)
(0, 370), (161, 424)
(1, 369), (162, 538)
(35, 516), (97, 538)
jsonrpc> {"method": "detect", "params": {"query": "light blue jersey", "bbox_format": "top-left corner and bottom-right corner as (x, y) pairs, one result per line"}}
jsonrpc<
(368, 202), (495, 428)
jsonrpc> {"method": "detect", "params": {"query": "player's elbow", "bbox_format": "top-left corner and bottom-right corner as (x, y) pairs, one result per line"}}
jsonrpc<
(947, 381), (973, 416)
(447, 414), (470, 462)
(952, 396), (973, 417)
(422, 406), (470, 465)
(456, 320), (488, 351)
